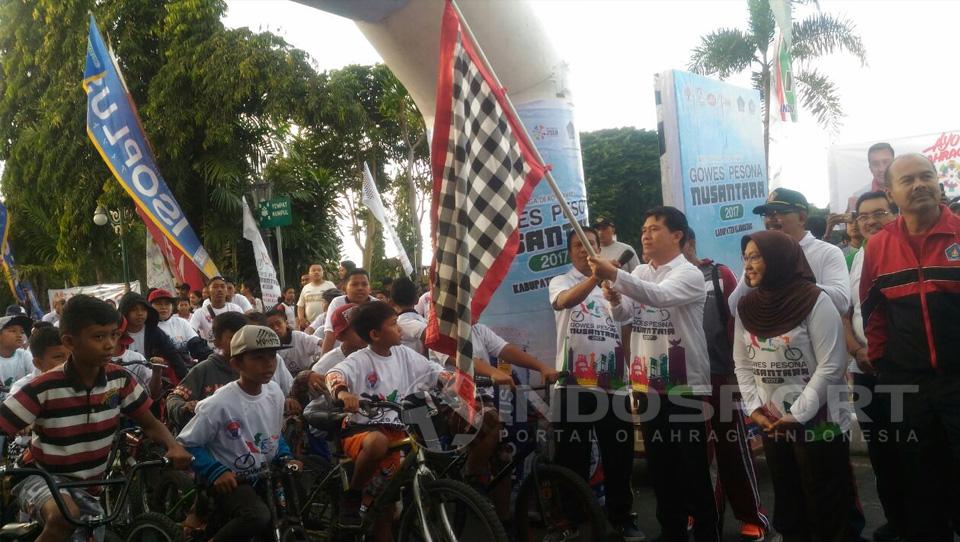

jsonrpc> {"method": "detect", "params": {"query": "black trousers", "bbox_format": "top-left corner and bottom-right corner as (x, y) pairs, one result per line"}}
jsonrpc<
(852, 372), (909, 535)
(212, 482), (272, 542)
(638, 393), (720, 542)
(762, 432), (857, 542)
(884, 373), (960, 542)
(554, 387), (635, 524)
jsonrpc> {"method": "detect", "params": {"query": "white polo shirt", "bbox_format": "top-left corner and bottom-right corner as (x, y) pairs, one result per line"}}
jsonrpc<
(609, 252), (711, 396)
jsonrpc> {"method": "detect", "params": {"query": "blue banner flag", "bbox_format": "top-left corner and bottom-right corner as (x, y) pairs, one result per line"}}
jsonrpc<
(0, 202), (44, 320)
(83, 16), (218, 280)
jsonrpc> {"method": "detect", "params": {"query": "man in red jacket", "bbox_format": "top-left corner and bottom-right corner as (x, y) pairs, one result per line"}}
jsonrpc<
(861, 153), (960, 542)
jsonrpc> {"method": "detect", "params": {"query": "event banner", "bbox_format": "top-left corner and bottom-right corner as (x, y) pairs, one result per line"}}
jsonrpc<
(656, 70), (767, 275)
(828, 130), (960, 211)
(48, 281), (141, 308)
(479, 99), (587, 369)
(362, 163), (415, 276)
(0, 202), (44, 319)
(83, 16), (218, 286)
(242, 197), (282, 306)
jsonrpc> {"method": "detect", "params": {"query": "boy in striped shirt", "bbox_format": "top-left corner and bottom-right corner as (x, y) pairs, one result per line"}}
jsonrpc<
(0, 295), (192, 542)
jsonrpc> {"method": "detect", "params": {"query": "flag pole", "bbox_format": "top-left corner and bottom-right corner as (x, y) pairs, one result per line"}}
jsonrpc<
(448, 0), (598, 260)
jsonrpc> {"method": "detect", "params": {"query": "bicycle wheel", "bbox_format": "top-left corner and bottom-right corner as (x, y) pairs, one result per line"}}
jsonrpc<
(397, 478), (507, 542)
(149, 470), (194, 522)
(124, 512), (184, 542)
(513, 463), (607, 542)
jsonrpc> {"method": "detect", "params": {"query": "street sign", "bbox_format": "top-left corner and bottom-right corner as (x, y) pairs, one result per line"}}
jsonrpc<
(257, 196), (292, 228)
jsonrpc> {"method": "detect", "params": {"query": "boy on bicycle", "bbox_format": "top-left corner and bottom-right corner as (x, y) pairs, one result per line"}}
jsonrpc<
(325, 301), (446, 539)
(0, 295), (192, 542)
(176, 325), (302, 542)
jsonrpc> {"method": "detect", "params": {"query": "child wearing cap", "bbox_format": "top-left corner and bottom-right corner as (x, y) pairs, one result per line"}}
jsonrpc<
(0, 314), (34, 399)
(176, 324), (301, 542)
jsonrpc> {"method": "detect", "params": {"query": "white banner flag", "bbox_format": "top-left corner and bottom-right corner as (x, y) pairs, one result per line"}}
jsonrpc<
(145, 231), (177, 292)
(361, 162), (415, 276)
(242, 197), (282, 306)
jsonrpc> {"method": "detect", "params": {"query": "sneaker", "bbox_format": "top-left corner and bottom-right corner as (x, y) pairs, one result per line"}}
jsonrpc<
(338, 489), (362, 528)
(739, 522), (765, 541)
(617, 519), (647, 542)
(872, 522), (905, 542)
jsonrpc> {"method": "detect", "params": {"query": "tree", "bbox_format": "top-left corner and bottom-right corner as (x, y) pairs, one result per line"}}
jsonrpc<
(688, 0), (866, 161)
(580, 128), (662, 250)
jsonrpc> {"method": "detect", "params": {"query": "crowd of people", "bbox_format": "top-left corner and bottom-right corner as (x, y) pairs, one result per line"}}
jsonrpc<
(0, 146), (956, 542)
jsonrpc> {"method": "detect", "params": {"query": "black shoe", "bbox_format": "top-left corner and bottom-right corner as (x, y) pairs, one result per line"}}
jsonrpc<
(616, 520), (647, 542)
(338, 489), (362, 528)
(872, 523), (905, 542)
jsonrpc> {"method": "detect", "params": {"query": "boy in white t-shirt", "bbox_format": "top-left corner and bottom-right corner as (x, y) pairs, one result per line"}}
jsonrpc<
(7, 326), (70, 451)
(177, 325), (302, 542)
(325, 302), (446, 536)
(388, 277), (427, 355)
(190, 276), (243, 347)
(0, 315), (34, 396)
(320, 269), (373, 354)
(265, 304), (321, 374)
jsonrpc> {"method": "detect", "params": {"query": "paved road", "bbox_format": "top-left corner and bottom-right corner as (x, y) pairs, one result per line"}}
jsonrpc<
(629, 453), (959, 541)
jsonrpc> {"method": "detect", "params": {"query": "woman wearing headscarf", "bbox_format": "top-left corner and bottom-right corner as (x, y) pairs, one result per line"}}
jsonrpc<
(733, 230), (855, 542)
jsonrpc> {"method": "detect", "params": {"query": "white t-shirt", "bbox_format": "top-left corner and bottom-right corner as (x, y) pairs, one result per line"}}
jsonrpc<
(848, 247), (866, 375)
(327, 345), (445, 426)
(298, 281), (336, 323)
(177, 381), (286, 480)
(158, 316), (198, 350)
(0, 349), (34, 396)
(609, 253), (711, 396)
(728, 231), (850, 315)
(272, 354), (292, 396)
(228, 295), (253, 313)
(733, 293), (851, 435)
(128, 329), (146, 356)
(277, 331), (321, 375)
(282, 303), (297, 330)
(397, 311), (427, 354)
(549, 268), (626, 390)
(312, 346), (348, 376)
(42, 311), (60, 326)
(190, 302), (244, 346)
(599, 240), (641, 273)
(429, 323), (507, 367)
(113, 349), (152, 391)
(322, 295), (375, 333)
(415, 291), (432, 318)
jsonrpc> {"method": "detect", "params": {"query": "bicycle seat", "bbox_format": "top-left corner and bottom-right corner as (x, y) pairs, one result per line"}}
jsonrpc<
(0, 521), (40, 539)
(303, 410), (349, 433)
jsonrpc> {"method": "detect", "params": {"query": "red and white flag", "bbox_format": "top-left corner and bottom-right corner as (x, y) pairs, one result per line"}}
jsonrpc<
(425, 0), (547, 419)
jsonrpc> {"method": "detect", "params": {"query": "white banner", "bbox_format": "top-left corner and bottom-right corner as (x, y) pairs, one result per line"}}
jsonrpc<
(361, 162), (414, 276)
(47, 281), (141, 308)
(828, 130), (960, 211)
(146, 231), (177, 292)
(242, 197), (281, 306)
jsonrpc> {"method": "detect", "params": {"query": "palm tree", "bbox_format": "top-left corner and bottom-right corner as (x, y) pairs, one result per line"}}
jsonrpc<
(689, 0), (867, 162)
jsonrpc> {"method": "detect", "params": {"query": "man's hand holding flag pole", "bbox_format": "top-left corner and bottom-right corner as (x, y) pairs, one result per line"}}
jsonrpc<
(426, 0), (595, 424)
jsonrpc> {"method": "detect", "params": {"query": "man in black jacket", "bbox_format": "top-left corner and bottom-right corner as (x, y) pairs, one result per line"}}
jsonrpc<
(118, 292), (190, 380)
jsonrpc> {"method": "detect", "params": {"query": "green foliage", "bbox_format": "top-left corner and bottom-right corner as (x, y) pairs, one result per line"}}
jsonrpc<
(580, 128), (663, 250)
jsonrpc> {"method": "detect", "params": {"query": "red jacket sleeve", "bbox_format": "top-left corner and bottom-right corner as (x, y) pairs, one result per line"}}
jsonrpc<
(860, 240), (887, 362)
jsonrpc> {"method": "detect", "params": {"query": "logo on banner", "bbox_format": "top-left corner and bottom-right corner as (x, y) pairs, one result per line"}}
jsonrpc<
(945, 243), (960, 261)
(533, 124), (558, 141)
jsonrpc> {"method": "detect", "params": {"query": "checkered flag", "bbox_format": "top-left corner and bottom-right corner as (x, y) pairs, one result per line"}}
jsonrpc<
(425, 0), (546, 416)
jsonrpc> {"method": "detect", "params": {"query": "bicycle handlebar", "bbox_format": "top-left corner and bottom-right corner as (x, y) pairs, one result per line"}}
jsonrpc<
(0, 458), (170, 529)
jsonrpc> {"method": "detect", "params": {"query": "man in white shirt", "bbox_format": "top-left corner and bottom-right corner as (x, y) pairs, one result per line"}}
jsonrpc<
(149, 289), (204, 359)
(727, 188), (850, 314)
(591, 206), (719, 542)
(550, 227), (641, 540)
(594, 216), (641, 273)
(224, 278), (253, 313)
(297, 264), (336, 329)
(190, 276), (243, 347)
(843, 191), (907, 542)
(41, 296), (65, 327)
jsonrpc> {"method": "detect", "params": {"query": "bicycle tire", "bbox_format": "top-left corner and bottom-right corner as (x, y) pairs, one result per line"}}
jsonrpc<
(124, 512), (184, 542)
(513, 463), (607, 542)
(397, 478), (507, 542)
(149, 470), (194, 522)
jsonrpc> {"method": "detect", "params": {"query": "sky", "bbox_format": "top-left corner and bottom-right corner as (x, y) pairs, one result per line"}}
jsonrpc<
(223, 0), (960, 263)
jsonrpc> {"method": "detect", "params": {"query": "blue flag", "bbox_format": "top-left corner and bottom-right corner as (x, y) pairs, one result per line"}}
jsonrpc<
(83, 16), (219, 280)
(0, 202), (44, 320)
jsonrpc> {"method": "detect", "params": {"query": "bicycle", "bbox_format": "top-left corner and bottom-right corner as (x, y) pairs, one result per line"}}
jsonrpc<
(0, 457), (180, 541)
(295, 387), (509, 542)
(436, 373), (608, 542)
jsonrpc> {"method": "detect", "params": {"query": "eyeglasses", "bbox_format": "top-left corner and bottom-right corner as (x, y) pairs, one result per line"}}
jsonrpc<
(743, 254), (763, 265)
(855, 209), (892, 223)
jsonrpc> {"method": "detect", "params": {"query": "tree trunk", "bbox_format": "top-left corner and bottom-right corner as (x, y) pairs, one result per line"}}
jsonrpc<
(406, 135), (421, 276)
(362, 210), (378, 269)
